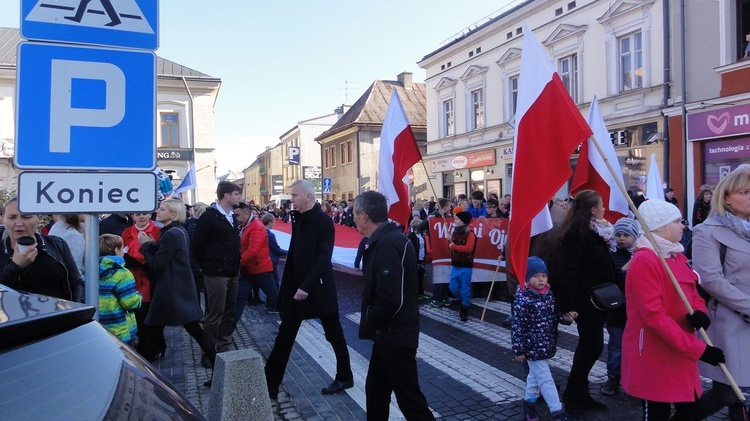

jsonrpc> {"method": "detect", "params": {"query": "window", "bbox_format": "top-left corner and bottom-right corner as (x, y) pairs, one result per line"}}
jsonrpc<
(159, 112), (179, 147)
(324, 148), (329, 168)
(738, 0), (750, 60)
(347, 141), (353, 163)
(470, 89), (484, 130)
(509, 76), (519, 116)
(619, 31), (643, 92)
(340, 143), (346, 165)
(330, 146), (336, 167)
(559, 54), (579, 103)
(443, 99), (454, 136)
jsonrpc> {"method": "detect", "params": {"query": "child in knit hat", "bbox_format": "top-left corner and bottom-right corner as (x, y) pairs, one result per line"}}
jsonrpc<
(448, 211), (477, 321)
(512, 256), (572, 421)
(600, 217), (640, 396)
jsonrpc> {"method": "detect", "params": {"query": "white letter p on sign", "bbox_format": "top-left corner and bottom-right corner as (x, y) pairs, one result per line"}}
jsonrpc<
(49, 60), (126, 153)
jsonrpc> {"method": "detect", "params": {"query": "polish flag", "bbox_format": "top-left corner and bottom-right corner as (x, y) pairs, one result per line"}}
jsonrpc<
(570, 97), (629, 223)
(378, 89), (422, 228)
(509, 22), (593, 287)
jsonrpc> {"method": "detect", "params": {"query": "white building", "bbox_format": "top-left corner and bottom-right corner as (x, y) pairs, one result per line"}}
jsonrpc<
(279, 110), (343, 198)
(0, 27), (221, 205)
(418, 0), (667, 201)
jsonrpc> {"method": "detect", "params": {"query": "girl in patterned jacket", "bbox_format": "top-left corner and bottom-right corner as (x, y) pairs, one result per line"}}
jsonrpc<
(512, 256), (571, 421)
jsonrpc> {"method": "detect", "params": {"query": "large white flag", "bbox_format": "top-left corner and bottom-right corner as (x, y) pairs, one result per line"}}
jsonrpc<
(645, 154), (665, 201)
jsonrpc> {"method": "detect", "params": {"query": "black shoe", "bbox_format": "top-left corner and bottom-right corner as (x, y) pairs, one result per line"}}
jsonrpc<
(600, 375), (619, 396)
(321, 379), (354, 395)
(268, 385), (279, 400)
(579, 394), (608, 411)
(460, 305), (470, 322)
(201, 354), (213, 369)
(203, 380), (212, 387)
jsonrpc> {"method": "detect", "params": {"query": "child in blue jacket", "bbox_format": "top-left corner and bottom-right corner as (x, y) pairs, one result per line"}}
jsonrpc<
(512, 256), (571, 421)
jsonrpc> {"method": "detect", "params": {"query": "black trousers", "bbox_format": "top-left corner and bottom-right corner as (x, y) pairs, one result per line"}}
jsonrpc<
(699, 381), (745, 420)
(265, 303), (352, 388)
(135, 302), (167, 362)
(366, 343), (434, 421)
(150, 321), (216, 365)
(564, 299), (606, 402)
(642, 395), (702, 421)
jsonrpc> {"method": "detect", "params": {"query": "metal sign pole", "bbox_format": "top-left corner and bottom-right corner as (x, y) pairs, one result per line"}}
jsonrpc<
(85, 214), (100, 318)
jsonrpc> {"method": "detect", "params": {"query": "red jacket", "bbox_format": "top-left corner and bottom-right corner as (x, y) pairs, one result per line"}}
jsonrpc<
(121, 222), (160, 302)
(621, 248), (707, 402)
(240, 218), (273, 276)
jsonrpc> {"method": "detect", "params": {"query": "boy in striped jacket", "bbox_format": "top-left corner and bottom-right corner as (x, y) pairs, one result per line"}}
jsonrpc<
(98, 233), (142, 347)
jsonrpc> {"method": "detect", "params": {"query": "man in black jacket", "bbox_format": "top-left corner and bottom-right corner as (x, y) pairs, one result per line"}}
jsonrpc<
(265, 180), (353, 399)
(193, 181), (241, 356)
(354, 191), (434, 421)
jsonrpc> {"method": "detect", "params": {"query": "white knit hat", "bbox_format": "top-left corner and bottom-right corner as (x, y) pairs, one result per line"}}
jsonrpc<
(638, 199), (682, 231)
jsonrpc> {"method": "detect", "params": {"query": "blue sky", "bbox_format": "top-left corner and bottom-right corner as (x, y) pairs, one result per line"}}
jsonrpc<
(1, 1), (519, 173)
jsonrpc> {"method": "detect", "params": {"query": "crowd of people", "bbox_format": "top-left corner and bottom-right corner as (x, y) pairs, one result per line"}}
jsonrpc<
(1, 164), (748, 420)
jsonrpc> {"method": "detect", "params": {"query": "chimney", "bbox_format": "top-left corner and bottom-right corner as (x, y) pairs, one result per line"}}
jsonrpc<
(397, 72), (413, 89)
(335, 104), (345, 120)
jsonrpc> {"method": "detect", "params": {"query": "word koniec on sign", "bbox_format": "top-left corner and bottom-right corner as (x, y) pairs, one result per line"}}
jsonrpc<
(18, 172), (157, 213)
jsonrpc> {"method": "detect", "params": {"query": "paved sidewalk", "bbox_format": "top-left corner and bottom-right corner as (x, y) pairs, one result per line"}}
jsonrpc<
(152, 269), (732, 420)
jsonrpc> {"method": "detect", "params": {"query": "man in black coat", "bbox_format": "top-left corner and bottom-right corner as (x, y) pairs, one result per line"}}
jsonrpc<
(354, 191), (434, 420)
(193, 181), (241, 357)
(265, 180), (353, 399)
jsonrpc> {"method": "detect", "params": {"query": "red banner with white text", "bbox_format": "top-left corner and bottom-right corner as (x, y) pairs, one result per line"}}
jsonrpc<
(428, 216), (507, 283)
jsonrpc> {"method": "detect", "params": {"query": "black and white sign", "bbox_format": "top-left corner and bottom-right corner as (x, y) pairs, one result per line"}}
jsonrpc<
(18, 171), (157, 213)
(303, 165), (321, 179)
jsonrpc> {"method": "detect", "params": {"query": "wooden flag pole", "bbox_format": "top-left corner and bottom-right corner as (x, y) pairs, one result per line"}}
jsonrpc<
(587, 134), (746, 406)
(480, 262), (502, 322)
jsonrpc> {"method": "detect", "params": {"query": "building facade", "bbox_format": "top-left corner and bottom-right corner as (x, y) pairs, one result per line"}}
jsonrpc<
(257, 143), (283, 205)
(418, 0), (668, 203)
(280, 111), (342, 199)
(317, 72), (429, 202)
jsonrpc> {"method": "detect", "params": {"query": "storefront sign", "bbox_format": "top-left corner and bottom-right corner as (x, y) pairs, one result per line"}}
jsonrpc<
(688, 103), (750, 141)
(704, 137), (750, 161)
(501, 147), (513, 158)
(431, 148), (496, 172)
(156, 149), (193, 161)
(703, 137), (750, 186)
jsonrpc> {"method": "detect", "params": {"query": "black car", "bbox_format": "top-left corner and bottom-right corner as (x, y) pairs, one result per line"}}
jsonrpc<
(0, 286), (205, 420)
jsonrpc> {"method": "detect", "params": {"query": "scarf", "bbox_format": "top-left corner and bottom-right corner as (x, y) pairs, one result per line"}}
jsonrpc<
(591, 217), (615, 244)
(715, 212), (750, 243)
(635, 232), (684, 258)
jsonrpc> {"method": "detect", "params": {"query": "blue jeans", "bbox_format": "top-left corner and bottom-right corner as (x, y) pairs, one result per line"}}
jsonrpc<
(234, 272), (278, 324)
(605, 325), (623, 377)
(449, 266), (473, 307)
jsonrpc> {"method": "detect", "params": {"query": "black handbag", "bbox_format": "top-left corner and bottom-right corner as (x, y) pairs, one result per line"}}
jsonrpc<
(590, 283), (624, 311)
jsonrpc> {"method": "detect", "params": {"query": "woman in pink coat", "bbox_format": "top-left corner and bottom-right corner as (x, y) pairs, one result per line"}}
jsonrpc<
(622, 199), (725, 420)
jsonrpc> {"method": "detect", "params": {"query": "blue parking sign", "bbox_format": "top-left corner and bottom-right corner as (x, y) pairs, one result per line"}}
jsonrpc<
(15, 42), (156, 170)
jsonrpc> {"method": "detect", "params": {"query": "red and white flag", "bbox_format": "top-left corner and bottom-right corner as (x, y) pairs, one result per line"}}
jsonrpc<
(509, 22), (592, 287)
(570, 96), (629, 223)
(378, 89), (422, 228)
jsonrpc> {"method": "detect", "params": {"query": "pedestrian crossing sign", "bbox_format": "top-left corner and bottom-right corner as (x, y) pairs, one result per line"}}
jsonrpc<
(21, 0), (159, 50)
